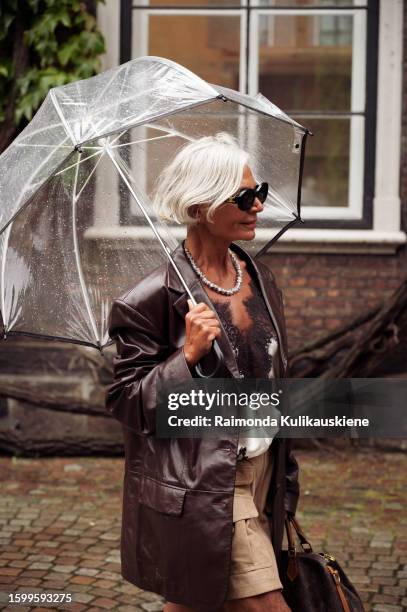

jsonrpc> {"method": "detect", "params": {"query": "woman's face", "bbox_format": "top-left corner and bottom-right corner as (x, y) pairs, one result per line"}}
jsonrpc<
(197, 165), (264, 242)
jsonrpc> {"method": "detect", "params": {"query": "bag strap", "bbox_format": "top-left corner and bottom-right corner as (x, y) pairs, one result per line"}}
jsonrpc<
(285, 517), (299, 581)
(284, 515), (313, 582)
(286, 515), (313, 553)
(285, 517), (296, 553)
(326, 566), (351, 612)
(285, 518), (353, 612)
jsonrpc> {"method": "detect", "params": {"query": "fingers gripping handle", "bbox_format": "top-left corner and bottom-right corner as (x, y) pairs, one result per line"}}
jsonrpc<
(186, 295), (224, 379)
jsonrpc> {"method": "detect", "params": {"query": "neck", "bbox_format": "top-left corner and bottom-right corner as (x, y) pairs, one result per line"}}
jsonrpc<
(185, 225), (232, 272)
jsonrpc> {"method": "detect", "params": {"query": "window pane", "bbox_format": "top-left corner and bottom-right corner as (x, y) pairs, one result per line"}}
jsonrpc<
(297, 117), (351, 208)
(134, 14), (241, 89)
(257, 14), (354, 112)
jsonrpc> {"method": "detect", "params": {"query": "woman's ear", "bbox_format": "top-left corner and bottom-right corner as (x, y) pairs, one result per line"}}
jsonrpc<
(189, 204), (205, 222)
(197, 204), (210, 222)
(188, 204), (200, 222)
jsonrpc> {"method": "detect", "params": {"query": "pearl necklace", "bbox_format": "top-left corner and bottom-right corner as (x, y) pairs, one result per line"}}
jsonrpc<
(184, 245), (243, 296)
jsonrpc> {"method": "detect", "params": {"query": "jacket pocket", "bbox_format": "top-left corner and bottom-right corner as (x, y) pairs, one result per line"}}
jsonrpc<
(233, 461), (258, 522)
(233, 495), (259, 523)
(139, 476), (187, 516)
(234, 462), (255, 487)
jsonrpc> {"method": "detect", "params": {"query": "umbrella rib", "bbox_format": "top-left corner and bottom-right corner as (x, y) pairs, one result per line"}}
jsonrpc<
(14, 143), (74, 148)
(105, 147), (196, 304)
(98, 113), (142, 140)
(107, 129), (129, 148)
(50, 89), (76, 145)
(54, 149), (102, 176)
(255, 216), (302, 258)
(80, 64), (131, 143)
(71, 152), (100, 345)
(110, 132), (175, 149)
(107, 121), (195, 152)
(74, 151), (104, 203)
(0, 225), (12, 328)
(15, 121), (70, 144)
(146, 123), (194, 142)
(108, 150), (178, 251)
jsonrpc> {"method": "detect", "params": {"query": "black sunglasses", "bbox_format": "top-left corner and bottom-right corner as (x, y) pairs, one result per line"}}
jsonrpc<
(225, 182), (269, 211)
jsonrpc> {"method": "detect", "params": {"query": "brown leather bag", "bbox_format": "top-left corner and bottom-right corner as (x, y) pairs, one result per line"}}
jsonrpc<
(281, 515), (365, 612)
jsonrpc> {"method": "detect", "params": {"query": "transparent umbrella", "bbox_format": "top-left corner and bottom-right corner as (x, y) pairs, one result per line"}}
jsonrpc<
(0, 56), (311, 352)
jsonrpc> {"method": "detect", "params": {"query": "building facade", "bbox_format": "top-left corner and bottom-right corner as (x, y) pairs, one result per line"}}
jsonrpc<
(2, 0), (405, 455)
(97, 0), (407, 352)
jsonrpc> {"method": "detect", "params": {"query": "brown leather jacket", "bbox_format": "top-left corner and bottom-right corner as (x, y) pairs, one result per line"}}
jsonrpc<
(105, 241), (300, 611)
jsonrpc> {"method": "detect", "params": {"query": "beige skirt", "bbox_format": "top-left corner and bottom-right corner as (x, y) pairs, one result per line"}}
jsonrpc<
(226, 447), (283, 600)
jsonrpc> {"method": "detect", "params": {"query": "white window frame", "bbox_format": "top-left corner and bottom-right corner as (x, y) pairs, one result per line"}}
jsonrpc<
(93, 0), (406, 253)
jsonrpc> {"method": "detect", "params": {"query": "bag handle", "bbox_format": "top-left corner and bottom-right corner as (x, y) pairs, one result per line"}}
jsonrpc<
(284, 515), (313, 581)
(285, 515), (313, 554)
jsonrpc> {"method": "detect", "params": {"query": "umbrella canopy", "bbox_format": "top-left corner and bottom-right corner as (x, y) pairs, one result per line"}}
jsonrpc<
(0, 56), (310, 350)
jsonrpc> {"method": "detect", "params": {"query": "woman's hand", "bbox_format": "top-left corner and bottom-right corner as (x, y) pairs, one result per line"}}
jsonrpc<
(183, 300), (222, 367)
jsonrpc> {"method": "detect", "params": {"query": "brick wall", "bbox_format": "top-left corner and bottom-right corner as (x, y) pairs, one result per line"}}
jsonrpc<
(263, 250), (406, 353)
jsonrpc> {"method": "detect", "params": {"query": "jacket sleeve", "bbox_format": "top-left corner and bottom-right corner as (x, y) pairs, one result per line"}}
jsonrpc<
(105, 298), (193, 435)
(266, 266), (300, 516)
(284, 438), (300, 516)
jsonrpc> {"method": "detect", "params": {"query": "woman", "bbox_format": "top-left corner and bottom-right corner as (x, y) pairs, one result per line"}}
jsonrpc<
(105, 133), (300, 612)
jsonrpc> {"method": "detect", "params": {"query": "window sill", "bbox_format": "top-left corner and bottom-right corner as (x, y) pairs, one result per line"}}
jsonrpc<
(262, 229), (407, 254)
(84, 226), (406, 255)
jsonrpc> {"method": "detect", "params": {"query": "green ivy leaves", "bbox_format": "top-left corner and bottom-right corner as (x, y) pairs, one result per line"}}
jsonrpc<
(0, 0), (106, 130)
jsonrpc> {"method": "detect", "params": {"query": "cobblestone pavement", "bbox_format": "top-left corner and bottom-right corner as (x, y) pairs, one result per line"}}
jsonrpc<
(0, 448), (406, 611)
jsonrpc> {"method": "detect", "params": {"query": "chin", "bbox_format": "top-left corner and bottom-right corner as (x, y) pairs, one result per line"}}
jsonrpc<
(235, 228), (256, 241)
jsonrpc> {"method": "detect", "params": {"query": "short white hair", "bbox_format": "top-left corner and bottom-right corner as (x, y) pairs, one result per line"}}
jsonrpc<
(152, 132), (249, 224)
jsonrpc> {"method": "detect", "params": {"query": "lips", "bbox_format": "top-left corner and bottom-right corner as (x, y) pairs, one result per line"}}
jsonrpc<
(242, 219), (257, 228)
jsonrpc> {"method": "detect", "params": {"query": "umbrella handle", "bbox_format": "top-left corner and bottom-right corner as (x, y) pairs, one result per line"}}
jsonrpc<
(195, 338), (224, 378)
